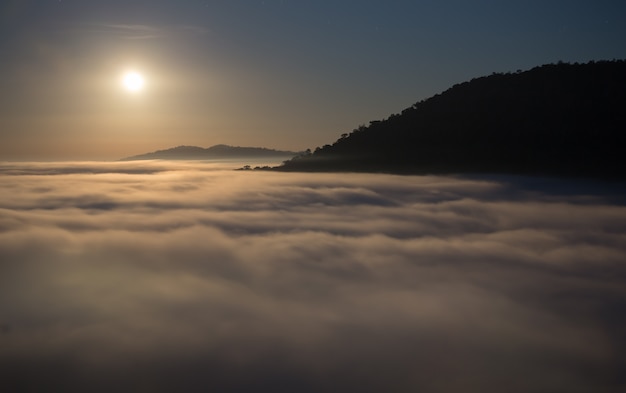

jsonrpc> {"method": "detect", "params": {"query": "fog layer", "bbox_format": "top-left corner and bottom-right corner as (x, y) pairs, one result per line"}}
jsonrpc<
(1, 161), (625, 392)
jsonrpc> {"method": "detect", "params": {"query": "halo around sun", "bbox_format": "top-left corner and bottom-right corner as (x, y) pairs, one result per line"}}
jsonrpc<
(122, 71), (145, 92)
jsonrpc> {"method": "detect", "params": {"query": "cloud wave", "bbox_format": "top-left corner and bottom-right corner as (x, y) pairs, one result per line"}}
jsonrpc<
(1, 161), (625, 392)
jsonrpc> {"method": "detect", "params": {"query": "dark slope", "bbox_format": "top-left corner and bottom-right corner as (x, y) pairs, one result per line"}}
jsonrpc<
(278, 61), (626, 178)
(121, 144), (298, 161)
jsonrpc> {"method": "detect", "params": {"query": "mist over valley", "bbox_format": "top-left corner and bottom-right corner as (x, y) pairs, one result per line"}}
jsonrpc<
(1, 161), (625, 392)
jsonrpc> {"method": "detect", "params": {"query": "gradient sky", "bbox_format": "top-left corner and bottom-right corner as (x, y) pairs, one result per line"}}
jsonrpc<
(1, 0), (625, 160)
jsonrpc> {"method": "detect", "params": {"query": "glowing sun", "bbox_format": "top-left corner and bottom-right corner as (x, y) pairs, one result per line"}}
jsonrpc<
(122, 71), (145, 92)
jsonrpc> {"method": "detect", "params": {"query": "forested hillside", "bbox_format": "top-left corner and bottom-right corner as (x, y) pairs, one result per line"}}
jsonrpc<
(278, 61), (626, 178)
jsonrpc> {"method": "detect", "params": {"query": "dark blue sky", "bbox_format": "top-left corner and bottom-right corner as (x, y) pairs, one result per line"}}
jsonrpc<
(1, 0), (625, 159)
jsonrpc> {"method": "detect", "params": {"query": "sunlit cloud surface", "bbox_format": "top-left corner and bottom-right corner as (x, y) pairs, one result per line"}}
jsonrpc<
(1, 161), (625, 392)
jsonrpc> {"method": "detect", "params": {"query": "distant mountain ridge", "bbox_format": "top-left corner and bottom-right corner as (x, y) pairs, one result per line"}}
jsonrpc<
(277, 60), (626, 178)
(121, 144), (298, 161)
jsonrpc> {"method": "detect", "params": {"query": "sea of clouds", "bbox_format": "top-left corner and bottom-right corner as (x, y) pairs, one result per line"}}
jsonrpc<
(1, 161), (625, 392)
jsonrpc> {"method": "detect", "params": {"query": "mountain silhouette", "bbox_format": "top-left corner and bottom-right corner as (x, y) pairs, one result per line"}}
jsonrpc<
(121, 144), (298, 161)
(277, 60), (626, 178)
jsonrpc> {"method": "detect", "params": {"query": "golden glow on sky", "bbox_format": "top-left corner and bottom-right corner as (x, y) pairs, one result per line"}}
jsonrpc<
(1, 2), (625, 160)
(122, 71), (145, 93)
